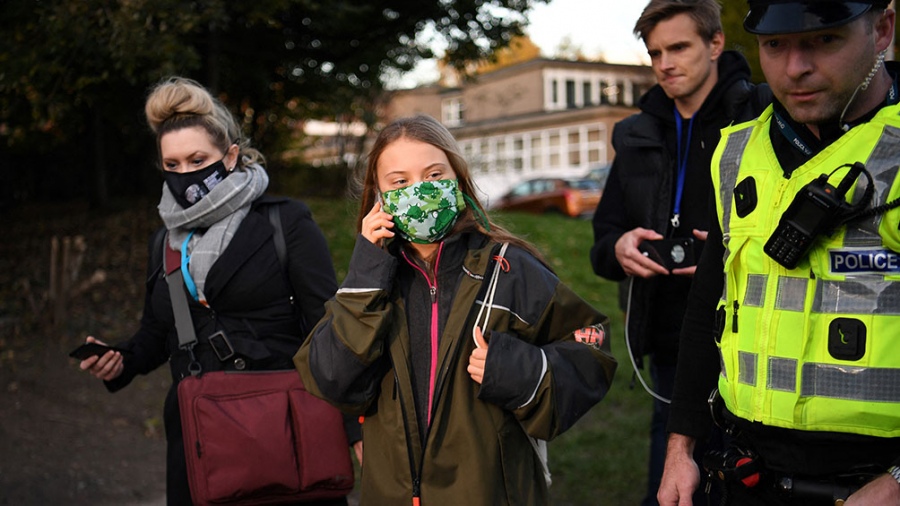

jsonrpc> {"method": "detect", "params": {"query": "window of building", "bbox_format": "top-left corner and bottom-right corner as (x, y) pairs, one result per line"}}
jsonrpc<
(530, 136), (543, 170)
(442, 97), (464, 127)
(459, 123), (607, 186)
(587, 127), (603, 164)
(568, 130), (581, 165)
(549, 131), (561, 168)
(599, 80), (610, 105)
(476, 139), (489, 173)
(606, 83), (620, 105)
(495, 138), (508, 174)
(620, 80), (631, 106)
(544, 67), (650, 112)
(512, 137), (524, 172)
(460, 140), (475, 174)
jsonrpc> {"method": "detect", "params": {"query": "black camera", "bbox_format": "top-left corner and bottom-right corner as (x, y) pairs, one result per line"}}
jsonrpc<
(764, 163), (867, 269)
(639, 237), (696, 271)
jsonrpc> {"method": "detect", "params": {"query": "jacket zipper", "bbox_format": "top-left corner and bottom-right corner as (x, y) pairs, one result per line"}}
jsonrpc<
(390, 366), (422, 506)
(400, 243), (445, 504)
(732, 300), (740, 333)
(412, 478), (421, 506)
(401, 243), (444, 426)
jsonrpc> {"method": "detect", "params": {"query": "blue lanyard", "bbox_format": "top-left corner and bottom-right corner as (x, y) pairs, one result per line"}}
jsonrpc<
(672, 108), (695, 229)
(180, 230), (199, 302)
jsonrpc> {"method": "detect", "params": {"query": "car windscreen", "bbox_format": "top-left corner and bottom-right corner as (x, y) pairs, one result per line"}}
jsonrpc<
(566, 179), (601, 190)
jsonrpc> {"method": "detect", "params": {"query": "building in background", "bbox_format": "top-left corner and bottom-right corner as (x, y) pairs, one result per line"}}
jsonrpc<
(384, 58), (655, 205)
(289, 119), (369, 168)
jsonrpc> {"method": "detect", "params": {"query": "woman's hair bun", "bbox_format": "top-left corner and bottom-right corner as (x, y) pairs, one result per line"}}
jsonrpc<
(145, 77), (216, 133)
(143, 76), (264, 168)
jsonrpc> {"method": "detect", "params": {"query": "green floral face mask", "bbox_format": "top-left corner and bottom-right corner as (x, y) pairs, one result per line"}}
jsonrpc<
(381, 179), (466, 244)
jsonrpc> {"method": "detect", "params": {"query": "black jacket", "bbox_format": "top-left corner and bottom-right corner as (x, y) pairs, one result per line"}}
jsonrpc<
(105, 196), (343, 505)
(590, 51), (770, 366)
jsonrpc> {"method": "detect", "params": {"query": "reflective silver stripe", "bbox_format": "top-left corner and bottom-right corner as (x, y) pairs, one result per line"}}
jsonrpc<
(812, 279), (900, 315)
(744, 274), (767, 307)
(718, 129), (753, 240)
(719, 350), (727, 380)
(768, 357), (797, 392)
(801, 363), (900, 402)
(739, 351), (757, 386)
(517, 350), (547, 408)
(775, 277), (808, 312)
(844, 126), (900, 247)
(336, 287), (380, 294)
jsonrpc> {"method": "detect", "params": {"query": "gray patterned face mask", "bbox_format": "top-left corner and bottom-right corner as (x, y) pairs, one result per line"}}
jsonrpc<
(381, 179), (466, 244)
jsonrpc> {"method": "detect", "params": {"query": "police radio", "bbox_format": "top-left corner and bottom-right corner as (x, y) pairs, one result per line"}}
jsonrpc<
(764, 162), (870, 269)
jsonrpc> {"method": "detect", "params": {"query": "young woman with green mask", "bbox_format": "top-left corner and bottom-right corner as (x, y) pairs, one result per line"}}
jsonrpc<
(294, 114), (618, 506)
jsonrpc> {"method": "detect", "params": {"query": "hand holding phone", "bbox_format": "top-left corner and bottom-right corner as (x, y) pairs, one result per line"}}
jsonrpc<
(72, 338), (128, 381)
(362, 192), (394, 247)
(68, 342), (131, 360)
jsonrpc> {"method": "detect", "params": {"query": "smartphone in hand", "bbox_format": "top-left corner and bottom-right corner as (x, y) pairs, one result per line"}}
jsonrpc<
(68, 342), (131, 360)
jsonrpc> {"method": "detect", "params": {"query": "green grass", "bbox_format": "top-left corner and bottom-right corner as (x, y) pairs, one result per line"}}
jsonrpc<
(304, 198), (651, 505)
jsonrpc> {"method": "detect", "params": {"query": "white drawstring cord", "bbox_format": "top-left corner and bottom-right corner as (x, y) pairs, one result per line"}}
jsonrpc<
(473, 242), (508, 346)
(624, 276), (672, 404)
(472, 242), (551, 487)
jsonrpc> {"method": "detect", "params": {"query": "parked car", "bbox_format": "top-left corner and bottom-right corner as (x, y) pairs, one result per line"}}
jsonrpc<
(586, 164), (612, 189)
(494, 177), (602, 218)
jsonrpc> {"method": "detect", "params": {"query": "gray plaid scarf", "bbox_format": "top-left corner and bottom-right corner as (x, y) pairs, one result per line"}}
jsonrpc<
(158, 163), (269, 303)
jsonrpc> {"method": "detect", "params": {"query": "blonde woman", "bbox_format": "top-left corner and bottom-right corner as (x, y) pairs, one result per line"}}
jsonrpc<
(79, 77), (357, 505)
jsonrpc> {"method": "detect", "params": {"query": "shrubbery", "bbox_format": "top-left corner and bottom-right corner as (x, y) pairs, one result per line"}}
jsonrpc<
(268, 161), (359, 199)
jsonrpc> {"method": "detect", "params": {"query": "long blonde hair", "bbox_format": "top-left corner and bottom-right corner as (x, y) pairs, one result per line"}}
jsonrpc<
(360, 114), (549, 267)
(144, 76), (264, 169)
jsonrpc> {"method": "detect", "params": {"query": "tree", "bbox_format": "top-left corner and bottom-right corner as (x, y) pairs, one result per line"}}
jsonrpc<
(554, 36), (588, 62)
(0, 0), (201, 207)
(0, 0), (548, 207)
(474, 34), (542, 73)
(437, 34), (542, 85)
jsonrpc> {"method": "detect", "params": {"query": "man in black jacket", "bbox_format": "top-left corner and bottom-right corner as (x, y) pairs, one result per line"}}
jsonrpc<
(589, 1), (769, 504)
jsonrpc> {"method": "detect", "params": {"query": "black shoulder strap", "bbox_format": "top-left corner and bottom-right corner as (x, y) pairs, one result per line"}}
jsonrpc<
(148, 227), (167, 284)
(268, 204), (287, 273)
(267, 204), (300, 315)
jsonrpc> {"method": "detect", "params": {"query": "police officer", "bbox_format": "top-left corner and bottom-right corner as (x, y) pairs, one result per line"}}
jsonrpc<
(658, 1), (900, 505)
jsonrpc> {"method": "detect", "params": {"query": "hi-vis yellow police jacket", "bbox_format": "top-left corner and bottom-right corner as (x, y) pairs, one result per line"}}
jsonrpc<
(711, 103), (900, 438)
